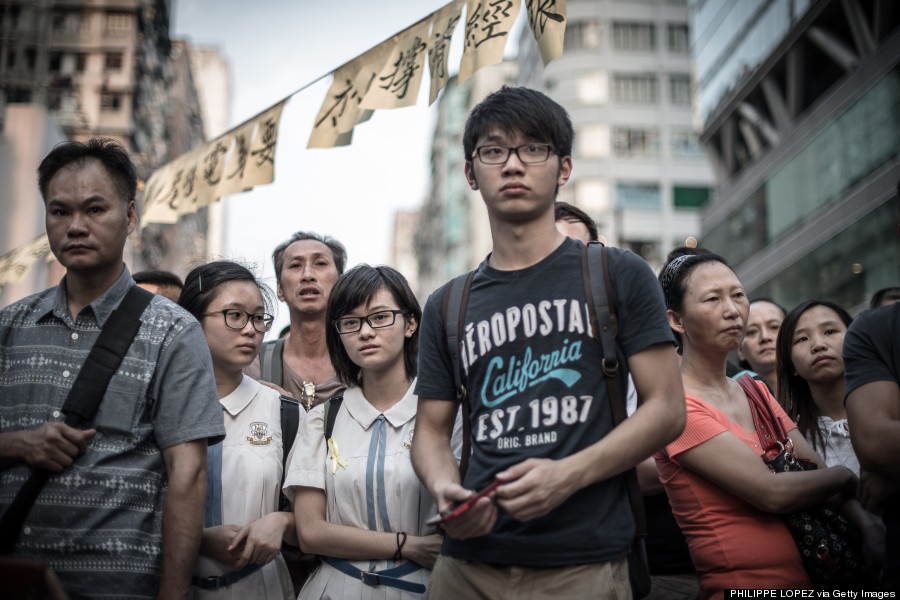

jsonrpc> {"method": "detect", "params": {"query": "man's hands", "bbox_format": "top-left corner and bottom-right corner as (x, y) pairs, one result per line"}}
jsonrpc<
(434, 482), (498, 540)
(22, 423), (95, 471)
(494, 458), (578, 522)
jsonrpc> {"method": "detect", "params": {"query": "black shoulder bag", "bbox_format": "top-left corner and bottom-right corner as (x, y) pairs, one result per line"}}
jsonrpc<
(0, 285), (154, 553)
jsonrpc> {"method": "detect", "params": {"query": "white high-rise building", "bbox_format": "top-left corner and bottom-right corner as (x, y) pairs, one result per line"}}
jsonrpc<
(518, 0), (715, 269)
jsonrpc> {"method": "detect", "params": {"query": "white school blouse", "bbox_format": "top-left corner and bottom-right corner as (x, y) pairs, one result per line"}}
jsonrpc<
(283, 379), (462, 600)
(192, 375), (294, 599)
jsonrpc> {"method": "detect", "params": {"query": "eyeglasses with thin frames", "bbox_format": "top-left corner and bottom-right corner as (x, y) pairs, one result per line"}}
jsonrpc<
(472, 143), (555, 165)
(334, 309), (410, 334)
(202, 309), (274, 333)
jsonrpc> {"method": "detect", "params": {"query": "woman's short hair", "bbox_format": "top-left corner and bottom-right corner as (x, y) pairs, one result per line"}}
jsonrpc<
(326, 265), (421, 387)
(178, 260), (274, 322)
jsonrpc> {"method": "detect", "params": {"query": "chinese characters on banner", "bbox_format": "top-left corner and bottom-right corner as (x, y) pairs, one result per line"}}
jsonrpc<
(0, 234), (50, 295)
(141, 101), (287, 226)
(525, 0), (566, 66)
(361, 19), (431, 110)
(307, 41), (397, 148)
(427, 0), (464, 104)
(458, 0), (521, 83)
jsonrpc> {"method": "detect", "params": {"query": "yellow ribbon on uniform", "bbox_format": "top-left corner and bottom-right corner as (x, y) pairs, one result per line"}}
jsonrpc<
(327, 437), (349, 474)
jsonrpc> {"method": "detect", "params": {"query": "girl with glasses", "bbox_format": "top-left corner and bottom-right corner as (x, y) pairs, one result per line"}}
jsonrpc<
(284, 264), (461, 599)
(178, 260), (295, 599)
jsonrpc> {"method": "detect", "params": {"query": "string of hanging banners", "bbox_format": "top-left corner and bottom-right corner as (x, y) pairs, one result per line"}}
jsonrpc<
(0, 0), (566, 292)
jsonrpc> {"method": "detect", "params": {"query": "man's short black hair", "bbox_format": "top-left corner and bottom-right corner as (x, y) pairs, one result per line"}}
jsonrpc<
(463, 86), (573, 161)
(272, 231), (347, 288)
(870, 286), (900, 308)
(554, 201), (598, 242)
(132, 270), (184, 289)
(37, 138), (137, 205)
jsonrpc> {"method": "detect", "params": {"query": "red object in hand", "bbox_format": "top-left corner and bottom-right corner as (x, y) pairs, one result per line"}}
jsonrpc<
(426, 479), (501, 526)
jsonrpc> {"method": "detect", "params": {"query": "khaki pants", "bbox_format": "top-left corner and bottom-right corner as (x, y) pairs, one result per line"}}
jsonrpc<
(426, 554), (631, 600)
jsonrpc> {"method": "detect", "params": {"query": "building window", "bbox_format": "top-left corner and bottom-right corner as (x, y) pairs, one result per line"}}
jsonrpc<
(670, 129), (705, 158)
(612, 22), (655, 52)
(613, 74), (659, 103)
(105, 52), (123, 70)
(577, 124), (611, 158)
(673, 186), (711, 209)
(75, 53), (87, 73)
(49, 52), (63, 72)
(100, 93), (122, 112)
(51, 10), (65, 31)
(105, 11), (131, 33)
(564, 20), (601, 51)
(667, 23), (689, 53)
(576, 72), (608, 104)
(613, 128), (660, 157)
(6, 88), (32, 103)
(616, 183), (661, 210)
(24, 47), (36, 71)
(668, 74), (691, 105)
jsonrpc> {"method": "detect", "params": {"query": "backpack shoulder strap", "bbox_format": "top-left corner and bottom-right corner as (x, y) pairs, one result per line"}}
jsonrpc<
(580, 244), (647, 537)
(323, 395), (345, 440)
(441, 270), (476, 481)
(278, 394), (300, 511)
(259, 338), (285, 385)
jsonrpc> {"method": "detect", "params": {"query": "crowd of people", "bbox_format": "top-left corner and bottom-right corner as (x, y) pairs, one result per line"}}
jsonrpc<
(0, 86), (897, 600)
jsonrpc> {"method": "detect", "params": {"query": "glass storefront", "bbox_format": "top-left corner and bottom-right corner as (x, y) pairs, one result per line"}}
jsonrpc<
(704, 68), (900, 266)
(753, 202), (900, 312)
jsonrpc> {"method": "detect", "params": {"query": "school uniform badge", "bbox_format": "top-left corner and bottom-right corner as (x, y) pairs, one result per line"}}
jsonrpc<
(247, 421), (273, 446)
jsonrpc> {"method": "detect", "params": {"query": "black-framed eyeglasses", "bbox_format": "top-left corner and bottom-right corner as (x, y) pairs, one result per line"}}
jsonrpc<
(202, 309), (274, 333)
(472, 143), (555, 165)
(334, 309), (410, 334)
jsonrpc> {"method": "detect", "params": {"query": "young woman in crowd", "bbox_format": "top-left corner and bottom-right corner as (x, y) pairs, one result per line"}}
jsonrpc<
(736, 298), (786, 395)
(284, 265), (461, 599)
(654, 253), (862, 598)
(179, 261), (295, 599)
(775, 300), (858, 472)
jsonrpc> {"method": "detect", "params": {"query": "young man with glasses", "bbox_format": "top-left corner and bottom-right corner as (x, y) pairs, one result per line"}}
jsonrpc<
(0, 139), (225, 598)
(412, 87), (686, 598)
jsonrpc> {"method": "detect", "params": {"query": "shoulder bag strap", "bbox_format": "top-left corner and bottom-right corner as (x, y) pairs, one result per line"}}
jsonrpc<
(260, 338), (285, 386)
(442, 271), (475, 481)
(323, 395), (344, 440)
(279, 395), (301, 511)
(735, 374), (786, 450)
(0, 285), (154, 553)
(581, 244), (647, 538)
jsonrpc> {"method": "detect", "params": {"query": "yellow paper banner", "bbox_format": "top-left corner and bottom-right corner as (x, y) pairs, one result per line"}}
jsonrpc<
(458, 0), (521, 84)
(0, 234), (51, 290)
(142, 101), (287, 226)
(360, 20), (431, 110)
(525, 0), (566, 65)
(428, 0), (464, 104)
(308, 42), (397, 148)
